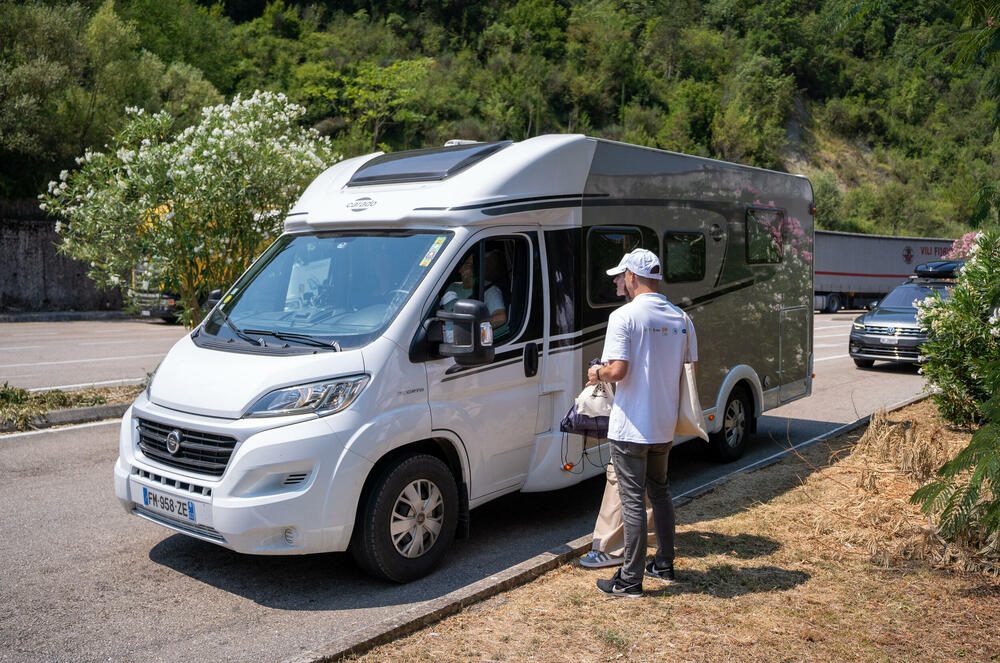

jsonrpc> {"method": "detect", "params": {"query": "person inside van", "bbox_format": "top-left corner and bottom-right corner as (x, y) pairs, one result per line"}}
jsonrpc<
(441, 252), (507, 328)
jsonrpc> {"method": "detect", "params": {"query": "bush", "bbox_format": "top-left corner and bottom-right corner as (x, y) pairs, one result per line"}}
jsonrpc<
(917, 229), (1000, 426)
(913, 228), (1000, 552)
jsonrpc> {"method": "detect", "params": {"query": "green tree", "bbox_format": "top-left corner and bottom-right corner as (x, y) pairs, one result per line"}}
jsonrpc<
(39, 92), (338, 325)
(341, 58), (434, 151)
(711, 54), (794, 169)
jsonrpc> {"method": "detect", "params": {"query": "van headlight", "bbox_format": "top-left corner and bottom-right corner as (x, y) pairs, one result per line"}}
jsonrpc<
(245, 374), (370, 418)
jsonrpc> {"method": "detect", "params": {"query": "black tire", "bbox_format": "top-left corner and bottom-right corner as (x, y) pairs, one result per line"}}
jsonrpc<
(350, 454), (458, 583)
(824, 294), (842, 314)
(853, 357), (875, 368)
(708, 388), (752, 462)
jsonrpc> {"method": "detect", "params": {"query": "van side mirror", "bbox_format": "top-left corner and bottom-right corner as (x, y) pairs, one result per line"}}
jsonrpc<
(431, 299), (495, 366)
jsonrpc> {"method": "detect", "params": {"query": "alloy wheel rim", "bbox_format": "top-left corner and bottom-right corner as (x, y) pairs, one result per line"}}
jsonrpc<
(390, 479), (444, 558)
(724, 398), (746, 448)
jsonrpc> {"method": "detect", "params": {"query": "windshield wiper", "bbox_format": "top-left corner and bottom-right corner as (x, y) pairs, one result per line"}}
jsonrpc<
(214, 309), (266, 347)
(242, 328), (341, 351)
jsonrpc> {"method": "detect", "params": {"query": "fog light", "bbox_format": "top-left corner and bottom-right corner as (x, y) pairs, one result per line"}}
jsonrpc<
(283, 527), (299, 546)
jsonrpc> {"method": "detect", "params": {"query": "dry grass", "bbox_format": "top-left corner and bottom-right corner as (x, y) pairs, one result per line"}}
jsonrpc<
(347, 401), (1000, 662)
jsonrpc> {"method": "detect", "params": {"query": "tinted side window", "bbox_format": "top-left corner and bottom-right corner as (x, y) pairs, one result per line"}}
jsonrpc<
(587, 226), (641, 306)
(663, 231), (705, 282)
(746, 208), (783, 264)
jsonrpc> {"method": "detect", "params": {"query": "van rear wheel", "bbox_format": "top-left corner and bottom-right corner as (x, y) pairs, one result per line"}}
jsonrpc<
(351, 454), (458, 583)
(708, 388), (752, 462)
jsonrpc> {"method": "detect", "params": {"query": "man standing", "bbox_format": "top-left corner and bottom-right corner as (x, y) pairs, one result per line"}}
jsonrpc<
(586, 248), (697, 597)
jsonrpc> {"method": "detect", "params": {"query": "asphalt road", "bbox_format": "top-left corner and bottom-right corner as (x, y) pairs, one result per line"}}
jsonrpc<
(0, 320), (187, 390)
(0, 313), (927, 662)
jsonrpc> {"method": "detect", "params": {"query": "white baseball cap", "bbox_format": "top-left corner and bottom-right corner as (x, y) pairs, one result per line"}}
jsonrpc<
(605, 248), (662, 280)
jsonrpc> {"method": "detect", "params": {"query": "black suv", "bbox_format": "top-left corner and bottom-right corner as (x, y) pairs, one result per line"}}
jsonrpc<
(848, 261), (960, 368)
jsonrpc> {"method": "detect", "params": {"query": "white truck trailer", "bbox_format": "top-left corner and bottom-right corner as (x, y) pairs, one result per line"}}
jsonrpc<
(813, 229), (954, 312)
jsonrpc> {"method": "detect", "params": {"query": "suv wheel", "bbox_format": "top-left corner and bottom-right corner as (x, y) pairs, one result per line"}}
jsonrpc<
(853, 358), (875, 368)
(351, 454), (458, 583)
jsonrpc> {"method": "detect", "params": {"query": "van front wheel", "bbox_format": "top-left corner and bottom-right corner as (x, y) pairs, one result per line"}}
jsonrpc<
(351, 454), (458, 583)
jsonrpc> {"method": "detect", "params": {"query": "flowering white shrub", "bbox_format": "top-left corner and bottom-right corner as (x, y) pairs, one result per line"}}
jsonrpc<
(40, 91), (339, 325)
(918, 228), (1000, 425)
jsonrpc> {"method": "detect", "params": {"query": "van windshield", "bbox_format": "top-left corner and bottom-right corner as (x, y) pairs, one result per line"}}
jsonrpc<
(202, 231), (452, 351)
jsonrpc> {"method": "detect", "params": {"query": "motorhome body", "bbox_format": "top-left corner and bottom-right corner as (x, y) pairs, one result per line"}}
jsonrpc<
(114, 135), (814, 581)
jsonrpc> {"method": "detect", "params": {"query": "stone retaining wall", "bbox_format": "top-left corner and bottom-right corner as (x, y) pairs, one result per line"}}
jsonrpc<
(0, 200), (122, 312)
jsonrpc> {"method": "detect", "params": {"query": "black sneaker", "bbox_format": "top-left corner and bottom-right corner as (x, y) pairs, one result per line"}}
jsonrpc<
(644, 559), (676, 583)
(596, 571), (643, 598)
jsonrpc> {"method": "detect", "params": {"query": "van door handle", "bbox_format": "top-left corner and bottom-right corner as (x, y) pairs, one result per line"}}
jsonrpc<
(523, 342), (538, 378)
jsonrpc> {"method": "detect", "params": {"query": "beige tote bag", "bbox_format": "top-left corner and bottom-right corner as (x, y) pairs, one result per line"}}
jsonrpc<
(674, 312), (709, 441)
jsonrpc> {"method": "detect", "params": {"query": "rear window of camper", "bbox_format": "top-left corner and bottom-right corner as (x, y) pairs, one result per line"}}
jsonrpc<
(663, 231), (706, 282)
(746, 208), (784, 264)
(587, 226), (642, 306)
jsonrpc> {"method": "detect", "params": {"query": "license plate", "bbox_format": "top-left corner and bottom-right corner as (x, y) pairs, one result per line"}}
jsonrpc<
(879, 336), (898, 345)
(141, 310), (151, 317)
(140, 485), (196, 522)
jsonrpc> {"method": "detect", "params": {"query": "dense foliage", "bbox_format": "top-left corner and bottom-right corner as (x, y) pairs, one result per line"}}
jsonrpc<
(914, 229), (1000, 549)
(3, 0), (1000, 238)
(38, 92), (337, 324)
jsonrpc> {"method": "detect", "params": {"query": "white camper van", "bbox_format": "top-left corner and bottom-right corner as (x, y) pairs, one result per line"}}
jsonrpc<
(114, 135), (814, 582)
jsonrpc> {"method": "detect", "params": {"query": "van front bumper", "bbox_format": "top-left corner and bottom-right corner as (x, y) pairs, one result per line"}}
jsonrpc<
(114, 398), (373, 555)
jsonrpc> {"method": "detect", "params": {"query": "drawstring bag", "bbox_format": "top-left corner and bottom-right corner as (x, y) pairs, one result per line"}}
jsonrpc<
(674, 312), (709, 441)
(560, 382), (613, 436)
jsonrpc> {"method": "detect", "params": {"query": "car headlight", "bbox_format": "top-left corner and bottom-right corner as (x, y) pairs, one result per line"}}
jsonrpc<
(852, 321), (865, 330)
(244, 374), (370, 418)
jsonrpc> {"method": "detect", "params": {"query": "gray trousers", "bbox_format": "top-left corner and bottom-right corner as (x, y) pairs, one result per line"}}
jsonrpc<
(610, 440), (675, 584)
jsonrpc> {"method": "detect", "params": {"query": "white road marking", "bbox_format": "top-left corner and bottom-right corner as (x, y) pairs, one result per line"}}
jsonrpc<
(0, 346), (42, 351)
(814, 333), (848, 338)
(0, 419), (119, 440)
(0, 353), (165, 369)
(28, 378), (145, 392)
(815, 353), (850, 362)
(814, 343), (841, 348)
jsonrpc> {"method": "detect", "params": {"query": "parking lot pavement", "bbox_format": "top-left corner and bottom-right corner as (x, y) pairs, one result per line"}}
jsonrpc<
(0, 320), (188, 390)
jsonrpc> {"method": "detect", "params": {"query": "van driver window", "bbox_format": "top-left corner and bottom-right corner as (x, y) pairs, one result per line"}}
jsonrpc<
(587, 227), (642, 306)
(746, 208), (784, 264)
(438, 237), (529, 344)
(663, 232), (706, 282)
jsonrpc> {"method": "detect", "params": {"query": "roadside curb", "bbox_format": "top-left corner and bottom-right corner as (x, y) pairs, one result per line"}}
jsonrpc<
(286, 390), (933, 663)
(0, 311), (135, 323)
(0, 403), (129, 433)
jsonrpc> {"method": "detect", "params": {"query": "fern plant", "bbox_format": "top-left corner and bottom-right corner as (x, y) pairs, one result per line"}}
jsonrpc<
(911, 360), (1000, 544)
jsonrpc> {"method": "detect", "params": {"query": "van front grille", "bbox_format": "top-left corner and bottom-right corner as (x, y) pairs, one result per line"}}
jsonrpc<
(136, 418), (237, 477)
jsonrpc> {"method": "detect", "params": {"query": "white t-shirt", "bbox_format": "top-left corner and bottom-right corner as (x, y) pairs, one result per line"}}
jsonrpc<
(601, 293), (697, 444)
